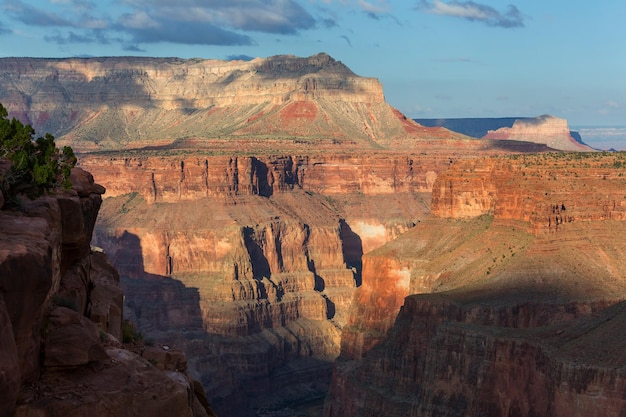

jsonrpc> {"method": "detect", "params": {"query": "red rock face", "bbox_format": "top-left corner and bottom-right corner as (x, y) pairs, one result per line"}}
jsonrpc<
(79, 153), (454, 204)
(431, 153), (626, 228)
(327, 153), (626, 417)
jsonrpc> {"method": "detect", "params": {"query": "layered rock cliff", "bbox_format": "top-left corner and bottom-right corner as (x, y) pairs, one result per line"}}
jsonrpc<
(0, 53), (474, 152)
(327, 152), (626, 416)
(0, 167), (214, 417)
(87, 151), (443, 415)
(431, 152), (626, 226)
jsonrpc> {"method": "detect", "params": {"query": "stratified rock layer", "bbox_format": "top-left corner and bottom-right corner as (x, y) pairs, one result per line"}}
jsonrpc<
(0, 54), (474, 152)
(327, 152), (626, 417)
(431, 152), (626, 226)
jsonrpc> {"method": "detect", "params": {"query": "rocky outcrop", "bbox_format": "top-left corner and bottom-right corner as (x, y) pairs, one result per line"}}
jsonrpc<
(93, 189), (357, 415)
(327, 153), (626, 417)
(416, 116), (591, 151)
(0, 167), (213, 417)
(483, 115), (593, 151)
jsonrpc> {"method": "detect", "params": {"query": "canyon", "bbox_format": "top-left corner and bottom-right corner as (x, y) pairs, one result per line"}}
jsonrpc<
(2, 53), (625, 417)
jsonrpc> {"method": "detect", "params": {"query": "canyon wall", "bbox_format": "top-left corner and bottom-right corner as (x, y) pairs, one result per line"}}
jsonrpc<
(431, 152), (626, 226)
(86, 151), (445, 415)
(0, 168), (214, 417)
(327, 152), (626, 416)
(79, 153), (450, 202)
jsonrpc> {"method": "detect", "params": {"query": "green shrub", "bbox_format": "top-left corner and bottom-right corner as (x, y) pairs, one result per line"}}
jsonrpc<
(0, 102), (76, 201)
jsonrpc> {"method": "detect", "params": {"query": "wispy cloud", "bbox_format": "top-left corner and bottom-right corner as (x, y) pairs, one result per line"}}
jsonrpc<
(123, 44), (145, 53)
(3, 0), (75, 27)
(44, 30), (99, 44)
(316, 0), (391, 20)
(417, 0), (525, 28)
(359, 0), (390, 17)
(1, 0), (317, 47)
(607, 100), (621, 109)
(340, 34), (352, 47)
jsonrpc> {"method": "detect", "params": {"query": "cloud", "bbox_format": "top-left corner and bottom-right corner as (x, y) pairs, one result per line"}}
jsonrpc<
(315, 0), (391, 20)
(44, 30), (98, 44)
(123, 44), (146, 53)
(340, 34), (352, 47)
(119, 0), (316, 35)
(2, 0), (317, 48)
(358, 0), (389, 15)
(321, 17), (337, 28)
(0, 20), (10, 35)
(3, 0), (75, 27)
(118, 18), (254, 46)
(417, 0), (525, 28)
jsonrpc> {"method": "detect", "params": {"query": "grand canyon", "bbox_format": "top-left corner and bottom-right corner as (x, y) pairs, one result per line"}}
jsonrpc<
(1, 53), (625, 417)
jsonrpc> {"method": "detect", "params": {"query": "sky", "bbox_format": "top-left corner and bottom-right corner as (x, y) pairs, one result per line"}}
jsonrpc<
(0, 0), (625, 144)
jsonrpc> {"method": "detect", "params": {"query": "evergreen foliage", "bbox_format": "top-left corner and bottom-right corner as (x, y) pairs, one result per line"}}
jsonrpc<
(0, 103), (76, 201)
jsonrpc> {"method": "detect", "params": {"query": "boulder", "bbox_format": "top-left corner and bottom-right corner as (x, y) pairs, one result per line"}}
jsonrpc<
(43, 306), (108, 368)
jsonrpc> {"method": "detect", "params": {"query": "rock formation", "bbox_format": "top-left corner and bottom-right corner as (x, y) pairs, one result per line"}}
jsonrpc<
(417, 115), (593, 151)
(326, 152), (626, 416)
(0, 167), (214, 417)
(0, 53), (475, 152)
(483, 115), (592, 151)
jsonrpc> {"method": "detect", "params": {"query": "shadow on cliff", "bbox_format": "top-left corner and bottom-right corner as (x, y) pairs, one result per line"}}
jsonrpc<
(97, 230), (204, 332)
(98, 229), (338, 416)
(339, 219), (363, 287)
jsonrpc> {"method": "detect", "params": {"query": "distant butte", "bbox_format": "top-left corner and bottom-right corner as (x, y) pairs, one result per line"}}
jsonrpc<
(416, 115), (594, 151)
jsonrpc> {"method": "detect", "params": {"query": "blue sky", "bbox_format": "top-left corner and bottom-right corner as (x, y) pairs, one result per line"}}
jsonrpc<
(0, 0), (625, 130)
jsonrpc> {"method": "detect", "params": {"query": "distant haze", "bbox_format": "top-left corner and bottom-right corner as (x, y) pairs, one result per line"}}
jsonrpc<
(571, 127), (626, 151)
